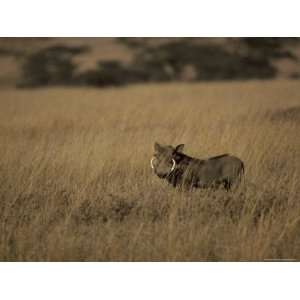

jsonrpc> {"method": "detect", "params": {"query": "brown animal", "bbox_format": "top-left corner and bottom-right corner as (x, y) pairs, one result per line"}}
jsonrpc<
(151, 142), (244, 190)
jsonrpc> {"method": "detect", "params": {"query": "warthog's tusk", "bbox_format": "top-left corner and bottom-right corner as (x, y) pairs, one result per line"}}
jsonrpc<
(170, 159), (176, 172)
(150, 157), (156, 169)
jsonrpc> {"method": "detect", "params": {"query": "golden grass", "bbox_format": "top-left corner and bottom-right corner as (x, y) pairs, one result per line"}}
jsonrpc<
(0, 80), (299, 261)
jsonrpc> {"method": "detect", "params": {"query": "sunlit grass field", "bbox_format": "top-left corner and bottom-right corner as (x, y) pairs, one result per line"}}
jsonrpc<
(0, 80), (299, 261)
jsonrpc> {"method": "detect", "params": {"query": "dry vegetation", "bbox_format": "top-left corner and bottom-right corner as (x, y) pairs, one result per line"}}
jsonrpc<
(0, 80), (300, 261)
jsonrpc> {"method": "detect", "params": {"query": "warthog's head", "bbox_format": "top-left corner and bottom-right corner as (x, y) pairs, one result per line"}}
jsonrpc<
(151, 142), (185, 178)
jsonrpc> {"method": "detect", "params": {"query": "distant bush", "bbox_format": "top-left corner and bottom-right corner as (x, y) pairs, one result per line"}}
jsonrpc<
(17, 45), (87, 87)
(76, 61), (132, 87)
(76, 60), (149, 87)
(130, 40), (278, 82)
(239, 38), (298, 60)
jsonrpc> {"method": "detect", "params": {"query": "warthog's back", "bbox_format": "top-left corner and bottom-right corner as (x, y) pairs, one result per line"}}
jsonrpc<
(186, 154), (244, 189)
(202, 154), (243, 175)
(208, 154), (230, 160)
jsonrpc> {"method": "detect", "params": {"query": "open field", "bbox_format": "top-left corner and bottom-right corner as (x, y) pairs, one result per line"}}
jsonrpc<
(0, 80), (300, 261)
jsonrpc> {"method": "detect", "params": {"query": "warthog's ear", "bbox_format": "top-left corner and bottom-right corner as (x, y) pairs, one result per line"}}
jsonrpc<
(154, 142), (164, 153)
(175, 144), (185, 153)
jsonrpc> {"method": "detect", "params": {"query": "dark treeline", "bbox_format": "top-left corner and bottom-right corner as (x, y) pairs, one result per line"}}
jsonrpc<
(13, 38), (300, 88)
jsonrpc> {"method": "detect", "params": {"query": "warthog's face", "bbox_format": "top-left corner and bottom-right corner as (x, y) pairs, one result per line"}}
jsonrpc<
(151, 142), (184, 178)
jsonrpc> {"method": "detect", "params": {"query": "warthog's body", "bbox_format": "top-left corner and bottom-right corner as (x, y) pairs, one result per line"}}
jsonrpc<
(151, 143), (244, 190)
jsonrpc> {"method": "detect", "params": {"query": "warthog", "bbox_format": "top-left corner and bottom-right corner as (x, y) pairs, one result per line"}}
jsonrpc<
(151, 142), (244, 190)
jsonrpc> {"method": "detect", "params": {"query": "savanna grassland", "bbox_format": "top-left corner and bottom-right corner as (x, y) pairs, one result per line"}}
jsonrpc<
(0, 80), (299, 261)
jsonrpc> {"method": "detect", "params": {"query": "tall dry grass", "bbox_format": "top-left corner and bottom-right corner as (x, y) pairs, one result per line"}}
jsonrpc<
(0, 80), (299, 261)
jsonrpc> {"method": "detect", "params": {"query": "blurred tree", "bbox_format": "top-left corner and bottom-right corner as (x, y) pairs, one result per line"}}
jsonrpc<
(18, 45), (88, 87)
(129, 38), (284, 81)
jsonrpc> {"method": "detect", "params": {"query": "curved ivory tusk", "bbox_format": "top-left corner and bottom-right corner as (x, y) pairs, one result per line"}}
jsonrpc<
(150, 157), (156, 169)
(170, 159), (176, 172)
